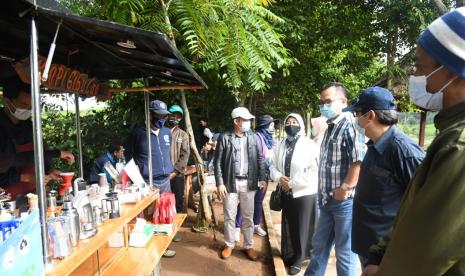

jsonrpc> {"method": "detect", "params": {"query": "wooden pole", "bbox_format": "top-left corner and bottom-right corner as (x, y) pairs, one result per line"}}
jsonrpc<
(109, 85), (204, 93)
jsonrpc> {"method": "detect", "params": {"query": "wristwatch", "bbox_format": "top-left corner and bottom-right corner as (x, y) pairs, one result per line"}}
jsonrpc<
(341, 183), (354, 191)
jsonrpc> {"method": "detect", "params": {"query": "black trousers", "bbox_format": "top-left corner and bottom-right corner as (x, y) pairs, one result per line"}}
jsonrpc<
(170, 174), (185, 213)
(281, 193), (317, 267)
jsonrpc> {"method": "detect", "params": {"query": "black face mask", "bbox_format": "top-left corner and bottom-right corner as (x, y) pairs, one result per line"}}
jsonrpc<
(285, 125), (301, 137)
(167, 118), (180, 127)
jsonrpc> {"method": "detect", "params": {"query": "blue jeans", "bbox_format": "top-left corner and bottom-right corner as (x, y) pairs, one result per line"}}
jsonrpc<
(304, 198), (356, 276)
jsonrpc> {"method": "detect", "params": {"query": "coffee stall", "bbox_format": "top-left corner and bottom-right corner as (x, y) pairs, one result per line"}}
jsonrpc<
(0, 0), (206, 274)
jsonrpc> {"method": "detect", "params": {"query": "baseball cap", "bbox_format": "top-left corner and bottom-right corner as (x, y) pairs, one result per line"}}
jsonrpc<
(256, 115), (278, 127)
(149, 100), (170, 115)
(169, 104), (183, 115)
(343, 87), (396, 112)
(231, 107), (255, 120)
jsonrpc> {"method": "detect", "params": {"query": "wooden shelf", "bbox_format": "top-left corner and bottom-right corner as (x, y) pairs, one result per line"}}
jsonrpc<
(47, 193), (158, 276)
(101, 214), (187, 276)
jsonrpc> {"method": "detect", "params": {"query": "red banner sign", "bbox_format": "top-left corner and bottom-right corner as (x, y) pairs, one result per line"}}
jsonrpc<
(12, 57), (111, 100)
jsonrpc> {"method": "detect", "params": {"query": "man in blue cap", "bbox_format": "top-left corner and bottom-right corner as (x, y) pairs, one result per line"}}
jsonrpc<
(125, 99), (174, 194)
(125, 99), (176, 257)
(343, 87), (425, 268)
(363, 7), (465, 276)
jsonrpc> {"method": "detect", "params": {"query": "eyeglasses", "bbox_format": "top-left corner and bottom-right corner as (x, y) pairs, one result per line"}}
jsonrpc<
(352, 110), (370, 118)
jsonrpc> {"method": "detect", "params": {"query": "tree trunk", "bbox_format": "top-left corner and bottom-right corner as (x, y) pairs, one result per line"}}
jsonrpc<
(159, 0), (212, 229)
(386, 27), (398, 90)
(179, 92), (212, 228)
(306, 111), (312, 137)
(432, 0), (448, 14)
(238, 94), (246, 106)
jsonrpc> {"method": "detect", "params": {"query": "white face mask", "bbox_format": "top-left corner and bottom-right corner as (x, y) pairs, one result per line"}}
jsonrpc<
(240, 120), (251, 133)
(6, 101), (32, 120)
(408, 65), (456, 111)
(354, 112), (369, 136)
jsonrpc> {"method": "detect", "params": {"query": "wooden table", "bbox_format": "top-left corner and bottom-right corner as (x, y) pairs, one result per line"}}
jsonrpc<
(46, 193), (158, 276)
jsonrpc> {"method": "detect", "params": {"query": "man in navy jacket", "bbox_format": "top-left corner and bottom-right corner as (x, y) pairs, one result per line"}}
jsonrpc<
(125, 99), (174, 193)
(89, 140), (125, 185)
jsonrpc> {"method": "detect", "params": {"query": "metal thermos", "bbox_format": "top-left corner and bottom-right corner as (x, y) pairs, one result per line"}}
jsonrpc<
(93, 205), (103, 226)
(61, 200), (80, 246)
(48, 190), (57, 212)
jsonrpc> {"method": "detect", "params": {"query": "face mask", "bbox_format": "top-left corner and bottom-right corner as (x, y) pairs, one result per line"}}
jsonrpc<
(152, 117), (166, 129)
(267, 123), (275, 134)
(6, 101), (32, 121)
(354, 117), (366, 136)
(355, 112), (369, 136)
(408, 65), (457, 111)
(319, 100), (342, 119)
(167, 118), (180, 127)
(240, 121), (251, 133)
(285, 125), (301, 137)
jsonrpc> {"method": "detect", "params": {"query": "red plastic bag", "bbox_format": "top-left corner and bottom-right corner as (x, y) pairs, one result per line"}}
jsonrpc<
(153, 193), (176, 224)
(121, 169), (130, 191)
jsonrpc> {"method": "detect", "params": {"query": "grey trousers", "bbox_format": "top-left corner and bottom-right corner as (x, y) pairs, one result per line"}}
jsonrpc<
(223, 179), (256, 249)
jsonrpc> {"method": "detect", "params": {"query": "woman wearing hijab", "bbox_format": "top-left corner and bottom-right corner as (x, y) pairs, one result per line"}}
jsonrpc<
(270, 113), (319, 275)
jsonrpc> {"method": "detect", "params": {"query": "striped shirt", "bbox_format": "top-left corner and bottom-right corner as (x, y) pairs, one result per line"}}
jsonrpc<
(319, 112), (366, 205)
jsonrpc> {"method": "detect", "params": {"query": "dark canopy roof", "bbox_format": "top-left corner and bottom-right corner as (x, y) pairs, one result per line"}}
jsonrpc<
(0, 0), (206, 88)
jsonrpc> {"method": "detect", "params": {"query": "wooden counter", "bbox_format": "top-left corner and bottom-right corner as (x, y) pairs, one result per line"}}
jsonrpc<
(47, 193), (158, 276)
(101, 213), (187, 276)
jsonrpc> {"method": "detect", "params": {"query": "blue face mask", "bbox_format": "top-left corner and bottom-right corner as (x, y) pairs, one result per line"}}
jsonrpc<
(319, 103), (338, 119)
(152, 118), (166, 129)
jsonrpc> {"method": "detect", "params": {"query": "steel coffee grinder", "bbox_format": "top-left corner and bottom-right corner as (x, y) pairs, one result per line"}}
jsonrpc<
(102, 192), (120, 219)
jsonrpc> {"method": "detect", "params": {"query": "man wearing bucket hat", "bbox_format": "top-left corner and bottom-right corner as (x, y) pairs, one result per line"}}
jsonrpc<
(342, 87), (424, 268)
(215, 107), (266, 261)
(363, 7), (465, 276)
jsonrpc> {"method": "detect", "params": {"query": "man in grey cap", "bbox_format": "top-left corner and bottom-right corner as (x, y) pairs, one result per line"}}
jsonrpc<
(215, 107), (266, 261)
(363, 7), (465, 276)
(235, 114), (278, 237)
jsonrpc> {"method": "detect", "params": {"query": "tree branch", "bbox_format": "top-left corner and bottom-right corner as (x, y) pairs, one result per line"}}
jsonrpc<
(432, 0), (448, 14)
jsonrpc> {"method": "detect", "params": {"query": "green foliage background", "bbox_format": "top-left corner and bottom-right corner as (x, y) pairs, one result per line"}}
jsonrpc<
(41, 0), (454, 175)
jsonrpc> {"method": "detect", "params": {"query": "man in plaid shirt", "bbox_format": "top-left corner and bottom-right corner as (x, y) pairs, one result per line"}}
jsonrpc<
(305, 82), (366, 276)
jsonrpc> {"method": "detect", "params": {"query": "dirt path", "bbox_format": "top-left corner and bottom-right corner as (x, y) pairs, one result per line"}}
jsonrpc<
(161, 201), (275, 276)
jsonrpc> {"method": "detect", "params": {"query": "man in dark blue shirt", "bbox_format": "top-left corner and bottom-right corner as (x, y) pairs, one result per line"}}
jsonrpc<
(343, 87), (425, 267)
